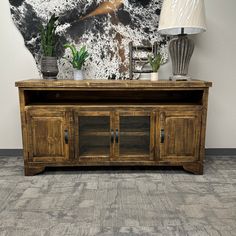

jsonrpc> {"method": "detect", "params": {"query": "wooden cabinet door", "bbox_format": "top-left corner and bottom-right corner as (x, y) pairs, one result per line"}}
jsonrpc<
(26, 108), (70, 162)
(158, 108), (202, 162)
(74, 110), (114, 161)
(114, 110), (155, 161)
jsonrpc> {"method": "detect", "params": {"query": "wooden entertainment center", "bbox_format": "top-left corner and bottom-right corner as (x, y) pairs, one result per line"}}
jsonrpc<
(16, 79), (212, 176)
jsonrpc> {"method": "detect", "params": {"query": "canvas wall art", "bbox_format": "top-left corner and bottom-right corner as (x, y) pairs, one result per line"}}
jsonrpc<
(9, 0), (168, 79)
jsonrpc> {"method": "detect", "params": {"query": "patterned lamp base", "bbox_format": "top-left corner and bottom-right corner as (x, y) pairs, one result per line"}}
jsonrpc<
(169, 35), (194, 80)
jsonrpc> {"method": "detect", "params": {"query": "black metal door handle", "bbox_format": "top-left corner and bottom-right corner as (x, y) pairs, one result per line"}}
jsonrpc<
(160, 129), (165, 143)
(111, 129), (114, 143)
(115, 129), (119, 143)
(64, 130), (69, 144)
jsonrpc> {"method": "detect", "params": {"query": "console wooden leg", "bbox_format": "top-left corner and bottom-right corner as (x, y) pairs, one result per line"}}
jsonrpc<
(24, 166), (45, 176)
(183, 162), (203, 175)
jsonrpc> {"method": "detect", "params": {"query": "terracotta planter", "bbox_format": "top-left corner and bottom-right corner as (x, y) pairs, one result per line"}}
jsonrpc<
(41, 56), (58, 79)
(73, 69), (83, 80)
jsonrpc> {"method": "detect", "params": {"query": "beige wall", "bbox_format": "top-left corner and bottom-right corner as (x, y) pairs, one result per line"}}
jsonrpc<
(0, 0), (236, 148)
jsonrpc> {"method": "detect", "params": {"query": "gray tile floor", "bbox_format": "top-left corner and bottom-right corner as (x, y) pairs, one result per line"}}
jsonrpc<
(0, 156), (235, 236)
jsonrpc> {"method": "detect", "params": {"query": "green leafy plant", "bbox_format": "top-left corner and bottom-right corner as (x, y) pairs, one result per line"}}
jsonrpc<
(148, 53), (163, 72)
(64, 44), (89, 70)
(40, 14), (59, 57)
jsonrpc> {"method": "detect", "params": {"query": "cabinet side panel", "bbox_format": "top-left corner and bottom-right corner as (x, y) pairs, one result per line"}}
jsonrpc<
(199, 88), (209, 162)
(18, 89), (28, 163)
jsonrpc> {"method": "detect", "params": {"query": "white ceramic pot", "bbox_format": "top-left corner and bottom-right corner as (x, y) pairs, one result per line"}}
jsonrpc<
(139, 63), (152, 80)
(150, 72), (158, 81)
(73, 69), (83, 80)
(139, 73), (151, 80)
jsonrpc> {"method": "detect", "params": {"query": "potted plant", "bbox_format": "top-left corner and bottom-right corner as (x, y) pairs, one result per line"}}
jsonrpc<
(148, 52), (163, 81)
(64, 44), (89, 80)
(40, 14), (59, 79)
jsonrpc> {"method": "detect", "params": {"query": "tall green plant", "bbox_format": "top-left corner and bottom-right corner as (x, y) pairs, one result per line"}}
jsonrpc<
(148, 52), (163, 72)
(64, 44), (89, 70)
(40, 14), (59, 57)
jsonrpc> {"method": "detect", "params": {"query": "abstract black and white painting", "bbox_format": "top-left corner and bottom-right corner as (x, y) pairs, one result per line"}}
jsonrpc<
(9, 0), (168, 79)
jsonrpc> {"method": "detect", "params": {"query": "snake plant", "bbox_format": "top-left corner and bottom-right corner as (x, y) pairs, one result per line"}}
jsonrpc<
(40, 14), (59, 57)
(64, 44), (89, 70)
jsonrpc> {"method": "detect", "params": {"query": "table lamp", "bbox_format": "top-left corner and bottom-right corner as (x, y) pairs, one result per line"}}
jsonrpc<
(158, 0), (207, 80)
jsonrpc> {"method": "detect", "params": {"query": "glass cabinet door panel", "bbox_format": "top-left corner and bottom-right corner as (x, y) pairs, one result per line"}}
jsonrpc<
(79, 116), (110, 132)
(119, 116), (150, 156)
(79, 116), (110, 157)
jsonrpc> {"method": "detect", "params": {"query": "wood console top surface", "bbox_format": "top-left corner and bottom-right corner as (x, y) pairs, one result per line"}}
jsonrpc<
(15, 79), (212, 89)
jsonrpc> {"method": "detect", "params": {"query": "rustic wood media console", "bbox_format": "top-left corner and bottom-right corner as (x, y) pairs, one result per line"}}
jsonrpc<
(16, 79), (212, 176)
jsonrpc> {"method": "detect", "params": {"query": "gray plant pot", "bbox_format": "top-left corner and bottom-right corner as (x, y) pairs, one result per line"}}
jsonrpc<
(41, 56), (58, 79)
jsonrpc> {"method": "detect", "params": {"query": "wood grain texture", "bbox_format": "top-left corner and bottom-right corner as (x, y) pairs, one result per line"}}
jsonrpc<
(159, 108), (202, 162)
(16, 79), (212, 175)
(26, 107), (69, 163)
(183, 162), (203, 175)
(15, 79), (212, 88)
(24, 165), (45, 176)
(18, 89), (28, 166)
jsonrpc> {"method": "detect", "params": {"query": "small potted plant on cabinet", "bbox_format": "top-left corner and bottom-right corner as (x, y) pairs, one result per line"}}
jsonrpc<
(40, 14), (59, 79)
(64, 44), (89, 80)
(148, 52), (163, 81)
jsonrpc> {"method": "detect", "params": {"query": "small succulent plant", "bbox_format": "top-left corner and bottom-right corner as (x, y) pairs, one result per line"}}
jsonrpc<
(64, 44), (89, 70)
(148, 52), (163, 72)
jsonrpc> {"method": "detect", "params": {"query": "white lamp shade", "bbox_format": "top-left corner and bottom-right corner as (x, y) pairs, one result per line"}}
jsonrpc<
(158, 0), (207, 35)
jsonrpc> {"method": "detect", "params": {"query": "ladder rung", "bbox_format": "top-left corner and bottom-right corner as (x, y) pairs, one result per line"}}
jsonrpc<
(133, 70), (152, 73)
(133, 57), (149, 61)
(132, 46), (152, 51)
